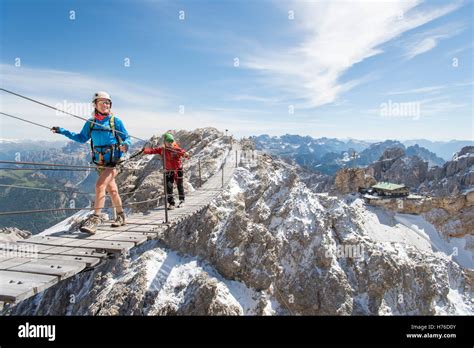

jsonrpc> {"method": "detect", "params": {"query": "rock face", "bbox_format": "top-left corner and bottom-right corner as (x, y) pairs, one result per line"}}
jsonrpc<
(334, 168), (377, 194)
(406, 144), (445, 167)
(2, 132), (472, 316)
(175, 274), (242, 315)
(370, 148), (429, 189)
(365, 146), (473, 197)
(420, 146), (474, 196)
(116, 127), (232, 212)
(364, 194), (473, 239)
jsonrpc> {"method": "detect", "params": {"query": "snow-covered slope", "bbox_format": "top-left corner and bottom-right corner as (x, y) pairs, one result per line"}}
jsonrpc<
(350, 200), (472, 269)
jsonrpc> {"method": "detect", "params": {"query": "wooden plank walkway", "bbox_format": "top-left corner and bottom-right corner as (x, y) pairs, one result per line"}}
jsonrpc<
(0, 146), (238, 304)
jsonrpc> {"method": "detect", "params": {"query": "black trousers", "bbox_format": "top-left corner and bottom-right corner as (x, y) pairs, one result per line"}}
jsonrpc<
(165, 169), (184, 205)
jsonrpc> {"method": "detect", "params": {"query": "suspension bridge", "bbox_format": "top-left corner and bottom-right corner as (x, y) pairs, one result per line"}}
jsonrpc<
(0, 146), (242, 304)
(0, 88), (256, 305)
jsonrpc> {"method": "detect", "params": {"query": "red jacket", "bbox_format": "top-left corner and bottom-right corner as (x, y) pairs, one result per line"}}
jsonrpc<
(144, 143), (187, 171)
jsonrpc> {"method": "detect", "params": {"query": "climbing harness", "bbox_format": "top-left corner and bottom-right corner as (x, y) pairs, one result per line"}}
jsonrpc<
(89, 115), (124, 167)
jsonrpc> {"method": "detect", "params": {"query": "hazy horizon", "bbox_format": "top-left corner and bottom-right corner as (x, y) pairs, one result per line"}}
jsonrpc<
(1, 134), (472, 143)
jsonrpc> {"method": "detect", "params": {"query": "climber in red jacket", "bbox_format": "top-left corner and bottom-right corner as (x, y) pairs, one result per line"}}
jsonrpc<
(143, 133), (190, 209)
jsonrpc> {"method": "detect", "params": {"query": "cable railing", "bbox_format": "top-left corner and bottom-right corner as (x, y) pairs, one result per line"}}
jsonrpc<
(0, 88), (237, 224)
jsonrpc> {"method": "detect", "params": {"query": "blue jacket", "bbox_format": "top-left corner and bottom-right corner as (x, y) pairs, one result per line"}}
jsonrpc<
(58, 115), (132, 165)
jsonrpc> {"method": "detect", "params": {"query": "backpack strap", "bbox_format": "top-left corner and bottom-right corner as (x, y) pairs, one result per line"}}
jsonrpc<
(88, 118), (96, 159)
(109, 115), (123, 145)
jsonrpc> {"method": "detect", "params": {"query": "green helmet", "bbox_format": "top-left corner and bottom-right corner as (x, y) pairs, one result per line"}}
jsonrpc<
(164, 133), (174, 143)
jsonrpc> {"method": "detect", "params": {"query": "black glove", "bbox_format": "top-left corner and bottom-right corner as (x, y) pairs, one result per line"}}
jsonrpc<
(51, 126), (61, 134)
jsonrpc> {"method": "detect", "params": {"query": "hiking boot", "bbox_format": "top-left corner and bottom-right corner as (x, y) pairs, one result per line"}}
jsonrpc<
(178, 200), (185, 208)
(168, 203), (175, 210)
(111, 212), (126, 227)
(80, 214), (103, 234)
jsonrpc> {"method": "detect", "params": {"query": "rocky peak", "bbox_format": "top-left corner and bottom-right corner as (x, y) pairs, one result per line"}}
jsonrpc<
(453, 146), (474, 160)
(406, 144), (445, 167)
(0, 227), (32, 242)
(379, 147), (406, 161)
(420, 145), (474, 196)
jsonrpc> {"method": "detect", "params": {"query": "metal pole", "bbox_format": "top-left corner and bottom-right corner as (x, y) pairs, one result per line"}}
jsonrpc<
(221, 158), (224, 188)
(198, 158), (202, 188)
(162, 141), (169, 224)
(235, 150), (238, 168)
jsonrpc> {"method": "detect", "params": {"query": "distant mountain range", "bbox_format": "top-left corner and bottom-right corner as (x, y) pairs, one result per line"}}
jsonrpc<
(0, 140), (92, 232)
(252, 134), (472, 174)
(402, 139), (474, 161)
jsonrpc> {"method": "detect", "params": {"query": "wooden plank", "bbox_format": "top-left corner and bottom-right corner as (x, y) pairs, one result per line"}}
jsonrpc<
(120, 227), (161, 234)
(18, 236), (93, 247)
(0, 242), (107, 260)
(0, 257), (31, 269)
(36, 245), (107, 258)
(1, 254), (100, 268)
(43, 254), (101, 267)
(94, 226), (139, 233)
(96, 224), (164, 232)
(131, 222), (165, 227)
(85, 232), (149, 244)
(0, 270), (58, 303)
(125, 216), (164, 223)
(18, 236), (90, 248)
(56, 231), (118, 239)
(56, 231), (150, 245)
(101, 229), (159, 238)
(0, 241), (40, 250)
(100, 234), (148, 245)
(18, 236), (134, 254)
(60, 248), (107, 258)
(0, 258), (86, 280)
(0, 242), (43, 258)
(78, 240), (135, 254)
(93, 229), (159, 238)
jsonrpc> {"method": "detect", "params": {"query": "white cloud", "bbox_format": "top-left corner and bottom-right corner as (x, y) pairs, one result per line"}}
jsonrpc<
(387, 85), (446, 95)
(242, 0), (464, 108)
(418, 99), (468, 116)
(0, 64), (177, 140)
(403, 21), (467, 59)
(445, 42), (473, 57)
(0, 64), (308, 140)
(387, 81), (473, 96)
(228, 94), (280, 105)
(0, 64), (170, 109)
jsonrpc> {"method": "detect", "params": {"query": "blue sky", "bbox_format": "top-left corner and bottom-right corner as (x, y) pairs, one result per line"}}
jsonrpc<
(0, 0), (473, 141)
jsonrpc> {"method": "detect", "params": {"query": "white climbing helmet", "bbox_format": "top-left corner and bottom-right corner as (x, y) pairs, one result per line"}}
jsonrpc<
(92, 91), (112, 104)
